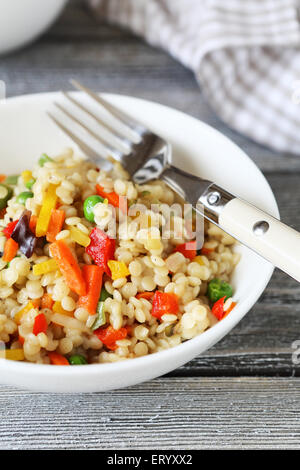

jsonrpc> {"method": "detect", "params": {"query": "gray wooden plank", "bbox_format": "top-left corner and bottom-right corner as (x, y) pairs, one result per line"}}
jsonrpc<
(0, 377), (299, 450)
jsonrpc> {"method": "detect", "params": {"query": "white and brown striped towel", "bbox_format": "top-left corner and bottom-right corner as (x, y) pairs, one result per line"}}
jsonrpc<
(88, 0), (300, 155)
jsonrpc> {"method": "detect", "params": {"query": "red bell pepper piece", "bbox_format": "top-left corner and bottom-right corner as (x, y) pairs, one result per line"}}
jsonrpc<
(32, 313), (48, 336)
(211, 296), (226, 320)
(94, 325), (129, 350)
(173, 241), (197, 260)
(86, 228), (116, 276)
(3, 220), (19, 239)
(151, 291), (179, 319)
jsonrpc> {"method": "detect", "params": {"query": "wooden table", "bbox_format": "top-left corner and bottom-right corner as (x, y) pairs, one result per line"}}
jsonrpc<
(1, 1), (300, 450)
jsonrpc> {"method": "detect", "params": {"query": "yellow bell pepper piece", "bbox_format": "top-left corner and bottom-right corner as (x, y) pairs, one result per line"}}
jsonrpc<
(36, 184), (58, 237)
(107, 260), (130, 280)
(53, 301), (74, 317)
(193, 255), (205, 266)
(69, 226), (90, 248)
(33, 259), (58, 276)
(21, 170), (32, 183)
(14, 301), (36, 325)
(0, 349), (25, 361)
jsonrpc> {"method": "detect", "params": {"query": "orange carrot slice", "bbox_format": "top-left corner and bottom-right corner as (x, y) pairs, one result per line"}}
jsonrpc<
(48, 352), (70, 366)
(78, 265), (103, 315)
(3, 238), (18, 263)
(46, 209), (65, 243)
(49, 240), (86, 296)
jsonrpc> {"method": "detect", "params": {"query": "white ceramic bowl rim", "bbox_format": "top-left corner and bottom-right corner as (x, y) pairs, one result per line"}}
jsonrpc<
(0, 92), (278, 390)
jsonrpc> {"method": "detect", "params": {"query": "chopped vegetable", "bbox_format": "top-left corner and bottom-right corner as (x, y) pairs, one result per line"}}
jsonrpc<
(21, 170), (32, 183)
(2, 238), (18, 263)
(50, 240), (86, 296)
(99, 287), (113, 302)
(211, 296), (227, 320)
(136, 292), (155, 300)
(25, 178), (36, 190)
(69, 226), (90, 247)
(107, 260), (130, 280)
(86, 228), (116, 276)
(83, 195), (104, 222)
(173, 241), (197, 260)
(4, 175), (19, 185)
(193, 255), (205, 266)
(91, 301), (106, 330)
(33, 259), (58, 276)
(36, 184), (58, 237)
(69, 355), (88, 365)
(53, 301), (74, 317)
(207, 278), (233, 303)
(46, 209), (65, 243)
(3, 220), (19, 239)
(96, 184), (127, 213)
(94, 325), (129, 350)
(78, 265), (103, 315)
(201, 246), (214, 256)
(41, 293), (54, 310)
(0, 174), (5, 183)
(33, 313), (48, 336)
(11, 210), (37, 258)
(151, 291), (179, 319)
(0, 349), (24, 361)
(14, 301), (37, 324)
(0, 183), (13, 210)
(48, 352), (69, 365)
(16, 191), (33, 205)
(38, 153), (53, 167)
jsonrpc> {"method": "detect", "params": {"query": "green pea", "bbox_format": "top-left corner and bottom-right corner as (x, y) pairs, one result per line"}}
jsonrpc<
(25, 178), (36, 190)
(16, 191), (33, 206)
(0, 184), (13, 210)
(83, 195), (104, 222)
(207, 278), (233, 303)
(68, 355), (88, 365)
(38, 153), (53, 167)
(5, 175), (19, 185)
(92, 301), (107, 331)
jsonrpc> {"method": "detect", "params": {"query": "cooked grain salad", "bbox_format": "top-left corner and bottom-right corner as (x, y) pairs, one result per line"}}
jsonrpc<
(0, 149), (240, 365)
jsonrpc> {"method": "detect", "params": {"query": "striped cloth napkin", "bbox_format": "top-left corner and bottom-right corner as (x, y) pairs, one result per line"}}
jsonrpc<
(87, 0), (300, 155)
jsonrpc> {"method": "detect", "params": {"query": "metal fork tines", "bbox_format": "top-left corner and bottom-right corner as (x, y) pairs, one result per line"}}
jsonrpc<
(48, 80), (169, 179)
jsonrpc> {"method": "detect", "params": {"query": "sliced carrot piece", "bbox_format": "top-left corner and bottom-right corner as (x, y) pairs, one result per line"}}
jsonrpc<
(46, 209), (65, 243)
(49, 240), (86, 296)
(2, 238), (18, 263)
(78, 265), (104, 315)
(0, 174), (6, 183)
(96, 184), (127, 213)
(48, 352), (70, 366)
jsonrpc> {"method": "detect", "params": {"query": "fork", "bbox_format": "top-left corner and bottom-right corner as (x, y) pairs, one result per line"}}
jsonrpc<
(48, 80), (300, 283)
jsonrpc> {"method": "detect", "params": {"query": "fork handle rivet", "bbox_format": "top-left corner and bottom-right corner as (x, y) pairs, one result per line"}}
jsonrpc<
(207, 191), (221, 205)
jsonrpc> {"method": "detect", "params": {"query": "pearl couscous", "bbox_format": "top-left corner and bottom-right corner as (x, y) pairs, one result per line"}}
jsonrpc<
(0, 149), (240, 365)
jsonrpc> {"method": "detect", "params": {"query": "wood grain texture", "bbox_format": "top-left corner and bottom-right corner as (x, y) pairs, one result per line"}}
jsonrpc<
(0, 0), (300, 450)
(0, 377), (299, 450)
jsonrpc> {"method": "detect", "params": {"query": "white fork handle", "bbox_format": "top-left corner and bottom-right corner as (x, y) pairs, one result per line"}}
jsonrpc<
(218, 198), (300, 282)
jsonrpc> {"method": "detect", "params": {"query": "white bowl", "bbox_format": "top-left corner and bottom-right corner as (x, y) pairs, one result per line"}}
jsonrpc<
(0, 0), (67, 55)
(0, 92), (279, 392)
